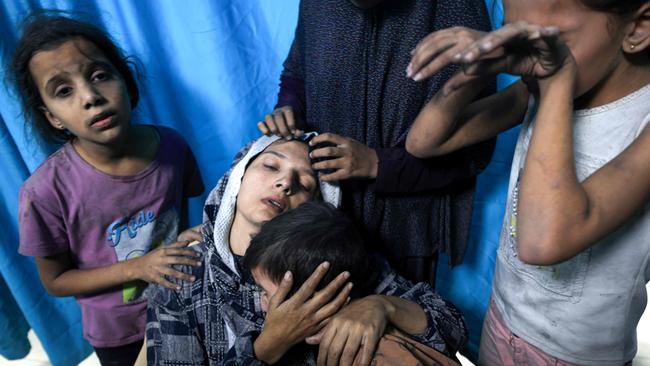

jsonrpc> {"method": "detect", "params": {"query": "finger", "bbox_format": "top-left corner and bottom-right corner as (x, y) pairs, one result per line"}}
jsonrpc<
(317, 327), (336, 366)
(409, 33), (459, 80)
(306, 270), (350, 311)
(164, 255), (202, 267)
(314, 282), (353, 320)
(280, 107), (297, 134)
(272, 109), (291, 137)
(168, 240), (190, 248)
(155, 275), (182, 291)
(161, 267), (196, 283)
(312, 157), (345, 172)
(292, 262), (331, 303)
(326, 332), (351, 366)
(411, 41), (471, 81)
(264, 114), (279, 135)
(310, 146), (342, 159)
(162, 247), (202, 258)
(178, 230), (202, 242)
(339, 333), (363, 366)
(461, 22), (542, 63)
(309, 133), (344, 146)
(257, 121), (270, 136)
(318, 169), (350, 182)
(268, 271), (293, 309)
(355, 333), (380, 366)
(306, 327), (326, 345)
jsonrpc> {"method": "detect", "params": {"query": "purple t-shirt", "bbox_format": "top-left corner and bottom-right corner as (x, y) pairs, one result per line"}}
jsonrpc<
(18, 125), (204, 348)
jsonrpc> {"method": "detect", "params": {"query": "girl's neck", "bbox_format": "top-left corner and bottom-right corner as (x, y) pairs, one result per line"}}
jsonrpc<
(229, 213), (258, 256)
(575, 58), (650, 110)
(72, 124), (159, 176)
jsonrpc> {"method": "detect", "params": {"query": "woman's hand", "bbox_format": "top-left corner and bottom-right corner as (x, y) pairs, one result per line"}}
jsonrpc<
(254, 262), (353, 364)
(258, 106), (304, 139)
(131, 241), (202, 290)
(309, 133), (378, 181)
(316, 295), (391, 366)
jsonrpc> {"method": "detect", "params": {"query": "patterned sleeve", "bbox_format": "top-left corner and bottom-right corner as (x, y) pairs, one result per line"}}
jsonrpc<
(371, 257), (468, 356)
(219, 331), (267, 366)
(146, 282), (206, 365)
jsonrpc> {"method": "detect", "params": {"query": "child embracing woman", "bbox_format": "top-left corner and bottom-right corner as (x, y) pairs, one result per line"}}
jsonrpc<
(406, 0), (650, 364)
(12, 14), (204, 366)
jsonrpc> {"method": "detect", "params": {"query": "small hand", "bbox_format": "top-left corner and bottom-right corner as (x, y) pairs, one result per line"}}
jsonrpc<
(407, 26), (488, 82)
(257, 106), (304, 139)
(309, 133), (378, 181)
(445, 22), (572, 93)
(254, 262), (353, 364)
(132, 241), (201, 290)
(317, 296), (390, 366)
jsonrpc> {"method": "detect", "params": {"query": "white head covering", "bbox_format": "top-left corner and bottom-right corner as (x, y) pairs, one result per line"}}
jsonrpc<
(205, 133), (341, 274)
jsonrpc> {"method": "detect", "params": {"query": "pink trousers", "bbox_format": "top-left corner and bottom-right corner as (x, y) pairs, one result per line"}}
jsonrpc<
(478, 299), (583, 366)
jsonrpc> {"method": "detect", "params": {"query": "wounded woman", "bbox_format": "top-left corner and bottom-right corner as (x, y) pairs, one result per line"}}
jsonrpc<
(145, 134), (467, 364)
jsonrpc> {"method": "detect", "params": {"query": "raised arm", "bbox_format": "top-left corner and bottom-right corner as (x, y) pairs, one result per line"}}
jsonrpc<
(517, 62), (650, 265)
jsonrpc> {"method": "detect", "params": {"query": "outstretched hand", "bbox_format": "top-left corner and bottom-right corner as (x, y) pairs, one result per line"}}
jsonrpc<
(132, 241), (201, 290)
(408, 23), (573, 94)
(254, 262), (353, 364)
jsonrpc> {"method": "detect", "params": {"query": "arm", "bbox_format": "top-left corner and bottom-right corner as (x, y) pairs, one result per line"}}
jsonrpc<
(517, 64), (650, 265)
(34, 241), (200, 297)
(371, 262), (467, 354)
(406, 79), (528, 158)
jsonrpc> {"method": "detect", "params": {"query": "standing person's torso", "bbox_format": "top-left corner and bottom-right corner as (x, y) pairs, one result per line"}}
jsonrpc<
(18, 125), (200, 347)
(493, 84), (650, 365)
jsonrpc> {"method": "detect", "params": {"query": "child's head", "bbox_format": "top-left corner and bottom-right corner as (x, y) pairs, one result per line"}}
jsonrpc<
(243, 201), (373, 312)
(10, 13), (139, 144)
(503, 0), (650, 102)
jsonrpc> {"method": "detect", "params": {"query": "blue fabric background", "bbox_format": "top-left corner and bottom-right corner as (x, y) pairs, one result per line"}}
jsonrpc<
(0, 1), (515, 364)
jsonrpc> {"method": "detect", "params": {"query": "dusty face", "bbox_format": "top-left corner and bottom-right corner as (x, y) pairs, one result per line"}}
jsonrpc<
(504, 0), (631, 107)
(29, 37), (132, 146)
(234, 140), (318, 233)
(251, 267), (279, 312)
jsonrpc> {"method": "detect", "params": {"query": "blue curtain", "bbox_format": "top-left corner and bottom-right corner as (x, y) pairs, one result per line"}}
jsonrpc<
(0, 1), (513, 364)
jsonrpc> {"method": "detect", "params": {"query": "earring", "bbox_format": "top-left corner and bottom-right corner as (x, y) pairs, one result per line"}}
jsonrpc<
(630, 43), (637, 50)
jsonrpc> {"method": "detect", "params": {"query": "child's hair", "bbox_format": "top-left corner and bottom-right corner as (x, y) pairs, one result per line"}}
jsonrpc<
(8, 12), (140, 144)
(244, 201), (375, 299)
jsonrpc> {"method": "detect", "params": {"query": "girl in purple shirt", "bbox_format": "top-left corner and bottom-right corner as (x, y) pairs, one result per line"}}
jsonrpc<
(11, 14), (203, 365)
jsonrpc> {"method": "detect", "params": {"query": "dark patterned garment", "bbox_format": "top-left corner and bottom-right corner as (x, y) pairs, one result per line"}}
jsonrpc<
(276, 0), (495, 277)
(148, 248), (468, 365)
(146, 138), (467, 365)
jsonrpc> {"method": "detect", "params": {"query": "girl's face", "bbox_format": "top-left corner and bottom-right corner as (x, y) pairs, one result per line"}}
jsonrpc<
(235, 140), (318, 232)
(504, 0), (632, 107)
(29, 37), (132, 146)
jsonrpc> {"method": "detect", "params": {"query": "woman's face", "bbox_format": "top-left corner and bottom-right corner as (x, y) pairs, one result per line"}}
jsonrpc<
(235, 140), (318, 231)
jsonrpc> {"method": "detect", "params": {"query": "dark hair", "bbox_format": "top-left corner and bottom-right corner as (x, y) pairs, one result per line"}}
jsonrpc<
(244, 201), (374, 299)
(8, 12), (140, 144)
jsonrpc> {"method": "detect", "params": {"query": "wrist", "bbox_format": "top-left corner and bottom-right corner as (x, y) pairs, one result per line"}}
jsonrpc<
(538, 61), (577, 97)
(123, 257), (141, 281)
(254, 330), (287, 364)
(367, 295), (396, 321)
